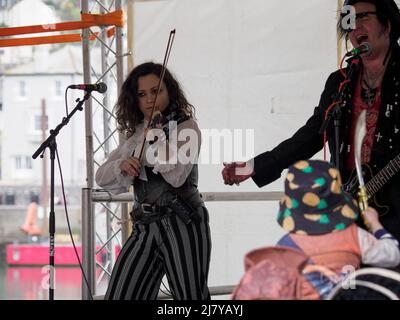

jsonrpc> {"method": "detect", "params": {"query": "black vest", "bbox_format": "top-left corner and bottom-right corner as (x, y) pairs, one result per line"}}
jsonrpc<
(133, 164), (203, 209)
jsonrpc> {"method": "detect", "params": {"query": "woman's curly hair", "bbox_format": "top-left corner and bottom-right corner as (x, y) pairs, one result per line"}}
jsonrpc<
(116, 62), (195, 137)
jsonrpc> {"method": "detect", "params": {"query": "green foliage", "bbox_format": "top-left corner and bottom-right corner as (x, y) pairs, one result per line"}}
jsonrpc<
(44, 0), (81, 21)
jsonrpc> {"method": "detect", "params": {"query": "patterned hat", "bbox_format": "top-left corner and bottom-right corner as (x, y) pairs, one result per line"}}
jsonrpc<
(277, 160), (359, 236)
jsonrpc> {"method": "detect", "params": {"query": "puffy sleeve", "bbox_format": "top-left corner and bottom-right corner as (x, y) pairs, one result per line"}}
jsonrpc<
(95, 135), (137, 194)
(149, 118), (201, 188)
(358, 227), (400, 268)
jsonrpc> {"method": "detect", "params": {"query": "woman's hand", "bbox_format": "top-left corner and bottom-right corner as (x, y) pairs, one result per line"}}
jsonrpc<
(120, 157), (141, 177)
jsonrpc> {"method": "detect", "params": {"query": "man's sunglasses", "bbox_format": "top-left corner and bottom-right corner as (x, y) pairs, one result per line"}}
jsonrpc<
(340, 11), (378, 20)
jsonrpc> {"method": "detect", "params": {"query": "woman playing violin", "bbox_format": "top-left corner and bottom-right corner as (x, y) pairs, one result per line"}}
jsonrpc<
(96, 62), (211, 300)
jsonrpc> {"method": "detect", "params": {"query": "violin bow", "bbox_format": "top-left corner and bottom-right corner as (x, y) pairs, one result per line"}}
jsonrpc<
(137, 29), (176, 162)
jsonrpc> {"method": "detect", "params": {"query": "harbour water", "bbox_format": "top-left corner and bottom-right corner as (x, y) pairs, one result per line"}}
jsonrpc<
(0, 265), (82, 300)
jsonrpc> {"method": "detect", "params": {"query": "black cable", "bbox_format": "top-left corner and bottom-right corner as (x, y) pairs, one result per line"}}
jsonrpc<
(64, 87), (70, 117)
(59, 86), (93, 299)
(55, 144), (94, 300)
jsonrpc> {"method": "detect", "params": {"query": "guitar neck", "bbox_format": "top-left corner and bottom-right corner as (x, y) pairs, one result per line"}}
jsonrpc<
(365, 154), (400, 198)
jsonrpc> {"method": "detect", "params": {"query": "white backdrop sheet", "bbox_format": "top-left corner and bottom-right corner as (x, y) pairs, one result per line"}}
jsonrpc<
(129, 0), (358, 293)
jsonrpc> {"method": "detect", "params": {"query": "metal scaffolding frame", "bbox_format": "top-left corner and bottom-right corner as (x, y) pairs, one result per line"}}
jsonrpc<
(80, 0), (130, 300)
(82, 190), (284, 299)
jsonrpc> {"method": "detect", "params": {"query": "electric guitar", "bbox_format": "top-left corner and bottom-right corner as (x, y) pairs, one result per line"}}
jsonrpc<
(343, 153), (400, 216)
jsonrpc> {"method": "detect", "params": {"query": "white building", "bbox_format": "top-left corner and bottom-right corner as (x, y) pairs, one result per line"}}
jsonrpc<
(0, 45), (103, 205)
(0, 0), (59, 69)
(0, 0), (22, 26)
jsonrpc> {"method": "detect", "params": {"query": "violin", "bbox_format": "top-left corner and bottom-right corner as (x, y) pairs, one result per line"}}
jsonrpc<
(147, 110), (166, 145)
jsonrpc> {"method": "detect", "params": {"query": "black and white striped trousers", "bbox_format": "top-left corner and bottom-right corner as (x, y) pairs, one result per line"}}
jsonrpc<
(104, 206), (212, 300)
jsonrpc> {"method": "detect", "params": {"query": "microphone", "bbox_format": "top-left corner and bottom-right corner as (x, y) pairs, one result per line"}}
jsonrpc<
(68, 82), (107, 93)
(345, 42), (372, 57)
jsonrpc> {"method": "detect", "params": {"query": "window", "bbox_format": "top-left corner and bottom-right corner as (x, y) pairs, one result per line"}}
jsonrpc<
(55, 80), (62, 96)
(26, 156), (32, 169)
(30, 191), (39, 204)
(19, 81), (26, 97)
(34, 115), (41, 131)
(5, 192), (15, 205)
(15, 155), (32, 170)
(15, 155), (22, 169)
(33, 113), (48, 132)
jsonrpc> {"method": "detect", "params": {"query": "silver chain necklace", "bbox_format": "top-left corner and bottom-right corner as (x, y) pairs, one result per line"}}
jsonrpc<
(361, 67), (385, 107)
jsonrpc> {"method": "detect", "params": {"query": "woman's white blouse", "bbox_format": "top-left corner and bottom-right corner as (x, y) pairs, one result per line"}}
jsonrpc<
(95, 118), (201, 194)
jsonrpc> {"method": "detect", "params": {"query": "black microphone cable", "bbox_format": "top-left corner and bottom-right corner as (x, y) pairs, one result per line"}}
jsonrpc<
(55, 147), (94, 300)
(64, 87), (70, 117)
(56, 86), (93, 299)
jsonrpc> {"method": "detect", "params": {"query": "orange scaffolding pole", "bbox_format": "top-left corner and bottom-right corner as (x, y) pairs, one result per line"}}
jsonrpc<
(0, 28), (116, 47)
(0, 10), (123, 47)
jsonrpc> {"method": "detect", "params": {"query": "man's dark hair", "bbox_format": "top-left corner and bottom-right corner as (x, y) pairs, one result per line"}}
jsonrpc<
(338, 0), (400, 44)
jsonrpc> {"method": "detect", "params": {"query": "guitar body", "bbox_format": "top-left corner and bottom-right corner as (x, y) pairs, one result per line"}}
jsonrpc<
(343, 164), (390, 216)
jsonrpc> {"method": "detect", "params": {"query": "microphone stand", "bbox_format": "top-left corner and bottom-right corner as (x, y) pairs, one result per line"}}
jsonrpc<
(32, 91), (92, 300)
(319, 57), (360, 171)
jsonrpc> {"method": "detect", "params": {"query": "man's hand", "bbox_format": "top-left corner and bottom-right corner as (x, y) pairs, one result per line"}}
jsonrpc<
(222, 162), (255, 186)
(120, 157), (141, 178)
